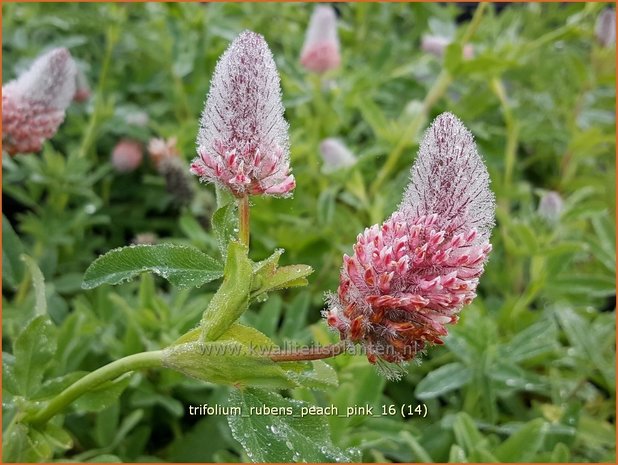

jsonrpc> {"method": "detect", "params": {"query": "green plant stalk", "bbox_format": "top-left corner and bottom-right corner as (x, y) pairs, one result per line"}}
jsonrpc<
(26, 350), (164, 426)
(77, 21), (120, 159)
(310, 73), (329, 192)
(370, 2), (488, 196)
(370, 70), (451, 196)
(238, 195), (250, 247)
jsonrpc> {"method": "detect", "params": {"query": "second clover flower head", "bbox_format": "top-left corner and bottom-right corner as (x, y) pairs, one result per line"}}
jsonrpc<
(2, 48), (77, 155)
(300, 5), (341, 73)
(190, 31), (295, 198)
(325, 113), (495, 374)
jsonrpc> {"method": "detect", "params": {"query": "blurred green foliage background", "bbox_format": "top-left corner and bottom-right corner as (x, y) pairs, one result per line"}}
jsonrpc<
(2, 1), (616, 462)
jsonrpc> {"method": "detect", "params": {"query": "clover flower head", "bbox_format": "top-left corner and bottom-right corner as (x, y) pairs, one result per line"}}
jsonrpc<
(320, 138), (356, 173)
(595, 8), (616, 48)
(111, 139), (143, 173)
(2, 48), (77, 155)
(421, 35), (474, 60)
(190, 31), (294, 198)
(325, 113), (495, 375)
(300, 5), (341, 73)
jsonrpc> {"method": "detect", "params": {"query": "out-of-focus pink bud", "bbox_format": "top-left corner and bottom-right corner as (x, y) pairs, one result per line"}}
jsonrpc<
(421, 34), (474, 60)
(148, 136), (180, 171)
(320, 138), (356, 173)
(326, 113), (495, 373)
(133, 232), (158, 245)
(111, 139), (143, 173)
(73, 67), (91, 102)
(595, 8), (616, 48)
(191, 31), (295, 198)
(2, 48), (77, 155)
(300, 5), (341, 73)
(538, 191), (563, 222)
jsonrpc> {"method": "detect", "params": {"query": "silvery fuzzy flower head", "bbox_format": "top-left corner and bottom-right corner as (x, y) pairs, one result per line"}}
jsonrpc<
(2, 48), (77, 155)
(190, 31), (295, 198)
(320, 138), (356, 173)
(325, 113), (495, 373)
(538, 191), (563, 223)
(421, 35), (474, 60)
(300, 5), (341, 73)
(595, 8), (616, 48)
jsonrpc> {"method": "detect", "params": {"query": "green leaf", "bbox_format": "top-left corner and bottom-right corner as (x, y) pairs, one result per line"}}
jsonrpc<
(284, 360), (338, 391)
(42, 423), (73, 452)
(200, 241), (253, 342)
(164, 324), (296, 389)
(212, 202), (238, 259)
(73, 374), (132, 413)
(550, 443), (571, 463)
(280, 291), (312, 340)
(452, 413), (487, 455)
(495, 419), (546, 462)
(20, 254), (47, 316)
(500, 318), (559, 363)
(2, 423), (52, 462)
(547, 274), (615, 298)
(415, 362), (472, 399)
(2, 214), (25, 289)
(168, 324), (338, 390)
(13, 315), (57, 398)
(228, 388), (357, 463)
(254, 265), (313, 298)
(82, 243), (223, 290)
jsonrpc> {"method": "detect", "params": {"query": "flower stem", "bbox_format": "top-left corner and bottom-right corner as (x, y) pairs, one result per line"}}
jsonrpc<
(266, 341), (349, 362)
(26, 350), (164, 426)
(238, 195), (250, 248)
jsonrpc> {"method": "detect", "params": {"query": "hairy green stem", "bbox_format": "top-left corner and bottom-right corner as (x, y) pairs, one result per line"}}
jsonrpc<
(27, 350), (164, 426)
(238, 195), (250, 248)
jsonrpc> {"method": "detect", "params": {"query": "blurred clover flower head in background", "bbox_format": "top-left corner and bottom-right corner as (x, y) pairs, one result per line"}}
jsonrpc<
(148, 136), (180, 170)
(325, 113), (495, 376)
(190, 30), (295, 198)
(300, 5), (341, 73)
(421, 34), (475, 60)
(111, 139), (143, 173)
(595, 7), (616, 48)
(538, 191), (564, 223)
(150, 136), (194, 206)
(2, 47), (77, 155)
(320, 138), (356, 173)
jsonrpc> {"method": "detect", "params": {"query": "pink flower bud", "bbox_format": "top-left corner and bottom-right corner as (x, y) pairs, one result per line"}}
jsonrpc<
(2, 48), (77, 155)
(148, 136), (180, 171)
(320, 138), (356, 172)
(421, 35), (474, 60)
(191, 31), (295, 198)
(538, 191), (563, 222)
(300, 5), (341, 73)
(595, 8), (615, 48)
(111, 139), (143, 173)
(326, 113), (495, 371)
